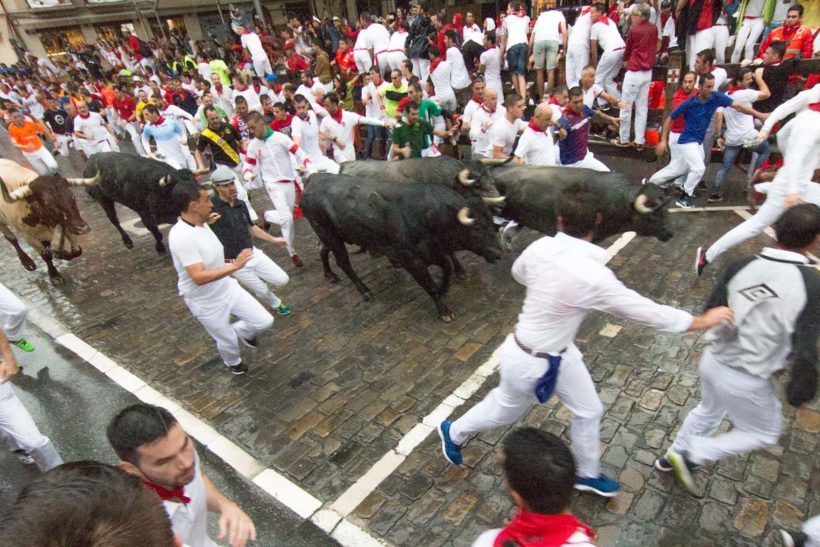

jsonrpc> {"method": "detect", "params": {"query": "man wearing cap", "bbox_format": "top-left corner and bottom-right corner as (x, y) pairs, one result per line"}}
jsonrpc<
(209, 166), (293, 317)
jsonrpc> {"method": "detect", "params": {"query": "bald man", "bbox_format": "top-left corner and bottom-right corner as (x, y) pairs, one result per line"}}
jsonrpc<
(514, 103), (564, 166)
(469, 89), (507, 157)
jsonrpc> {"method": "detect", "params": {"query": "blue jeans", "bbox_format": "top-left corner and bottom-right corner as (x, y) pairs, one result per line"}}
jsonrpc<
(364, 125), (387, 159)
(712, 140), (771, 196)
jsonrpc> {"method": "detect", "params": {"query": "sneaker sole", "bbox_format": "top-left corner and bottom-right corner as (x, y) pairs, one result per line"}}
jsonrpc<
(573, 483), (620, 497)
(779, 529), (795, 547)
(238, 337), (258, 349)
(694, 246), (704, 276)
(437, 425), (461, 466)
(668, 452), (700, 496)
(654, 458), (673, 472)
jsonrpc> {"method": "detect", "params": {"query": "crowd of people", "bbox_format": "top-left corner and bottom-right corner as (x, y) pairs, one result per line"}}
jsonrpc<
(0, 0), (819, 545)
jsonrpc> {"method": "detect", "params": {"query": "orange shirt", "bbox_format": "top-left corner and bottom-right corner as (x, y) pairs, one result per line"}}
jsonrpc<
(8, 120), (45, 153)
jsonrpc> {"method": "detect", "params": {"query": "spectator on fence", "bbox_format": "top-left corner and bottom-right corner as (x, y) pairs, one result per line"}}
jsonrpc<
(530, 4), (567, 99)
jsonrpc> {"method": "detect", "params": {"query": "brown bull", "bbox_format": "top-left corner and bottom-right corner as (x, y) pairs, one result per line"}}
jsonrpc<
(0, 159), (98, 279)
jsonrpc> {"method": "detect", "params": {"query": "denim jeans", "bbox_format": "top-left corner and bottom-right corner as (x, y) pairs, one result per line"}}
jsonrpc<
(712, 139), (771, 196)
(364, 125), (387, 159)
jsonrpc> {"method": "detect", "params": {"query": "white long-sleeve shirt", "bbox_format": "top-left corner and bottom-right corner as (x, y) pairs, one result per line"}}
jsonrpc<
(512, 232), (692, 353)
(469, 104), (506, 155)
(243, 128), (311, 184)
(319, 111), (385, 163)
(447, 46), (471, 91)
(142, 117), (189, 169)
(291, 110), (323, 159)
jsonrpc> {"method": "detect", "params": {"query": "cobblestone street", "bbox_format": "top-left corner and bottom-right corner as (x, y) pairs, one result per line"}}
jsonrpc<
(0, 136), (816, 546)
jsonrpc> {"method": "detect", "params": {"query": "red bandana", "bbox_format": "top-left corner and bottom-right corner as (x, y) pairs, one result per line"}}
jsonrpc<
(470, 97), (482, 104)
(809, 102), (820, 113)
(493, 512), (594, 547)
(330, 108), (343, 123)
(528, 119), (545, 132)
(596, 15), (612, 26)
(142, 480), (191, 504)
(153, 116), (166, 125)
(481, 104), (495, 114)
(430, 57), (443, 73)
(79, 112), (90, 119)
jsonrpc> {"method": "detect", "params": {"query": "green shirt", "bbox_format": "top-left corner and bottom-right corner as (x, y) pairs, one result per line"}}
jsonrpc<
(379, 82), (408, 119)
(343, 81), (356, 112)
(393, 120), (435, 159)
(209, 59), (231, 87)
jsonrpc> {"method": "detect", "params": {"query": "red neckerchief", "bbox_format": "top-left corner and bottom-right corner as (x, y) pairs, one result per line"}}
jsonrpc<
(253, 84), (262, 93)
(595, 15), (612, 26)
(269, 114), (293, 131)
(481, 103), (495, 114)
(470, 96), (482, 105)
(582, 5), (591, 15)
(809, 102), (820, 113)
(493, 511), (594, 547)
(661, 13), (672, 28)
(430, 57), (443, 73)
(141, 480), (191, 505)
(79, 112), (90, 119)
(236, 84), (247, 92)
(329, 108), (343, 123)
(727, 85), (744, 95)
(528, 119), (546, 133)
(548, 96), (561, 105)
(153, 116), (166, 125)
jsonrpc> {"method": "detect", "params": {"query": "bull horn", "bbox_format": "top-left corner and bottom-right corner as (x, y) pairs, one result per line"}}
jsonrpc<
(478, 157), (514, 166)
(66, 170), (100, 186)
(8, 185), (33, 201)
(634, 194), (659, 215)
(158, 175), (171, 187)
(457, 168), (477, 186)
(457, 207), (475, 226)
(482, 196), (506, 206)
(0, 177), (21, 203)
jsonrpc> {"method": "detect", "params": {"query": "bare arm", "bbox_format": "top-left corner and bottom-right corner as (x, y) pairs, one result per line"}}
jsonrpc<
(202, 472), (256, 547)
(593, 109), (620, 125)
(0, 329), (19, 383)
(589, 39), (599, 66)
(731, 101), (765, 120)
(249, 225), (286, 246)
(491, 144), (508, 159)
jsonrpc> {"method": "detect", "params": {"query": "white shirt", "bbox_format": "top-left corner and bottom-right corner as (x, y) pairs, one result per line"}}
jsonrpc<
(479, 47), (502, 84)
(233, 86), (263, 113)
(515, 125), (558, 165)
(590, 19), (625, 52)
(533, 10), (566, 42)
(720, 88), (763, 146)
(469, 104), (507, 155)
(362, 81), (386, 120)
(291, 110), (323, 158)
(211, 84), (235, 116)
(74, 112), (110, 142)
(197, 62), (212, 81)
(581, 83), (604, 107)
(168, 219), (231, 300)
(365, 23), (391, 53)
(243, 130), (310, 183)
(462, 98), (482, 124)
(388, 30), (407, 53)
(463, 23), (484, 45)
(513, 233), (692, 353)
(743, 0), (766, 16)
(240, 31), (267, 59)
(489, 115), (525, 156)
(161, 452), (217, 547)
(660, 15), (678, 48)
(354, 25), (370, 49)
(319, 111), (384, 163)
(568, 8), (592, 48)
(447, 46), (471, 90)
(709, 66), (728, 91)
(503, 13), (530, 47)
(430, 60), (456, 103)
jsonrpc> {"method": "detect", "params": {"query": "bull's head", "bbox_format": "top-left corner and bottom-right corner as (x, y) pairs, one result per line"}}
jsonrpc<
(454, 197), (503, 264)
(1, 175), (90, 236)
(630, 184), (673, 241)
(458, 160), (507, 211)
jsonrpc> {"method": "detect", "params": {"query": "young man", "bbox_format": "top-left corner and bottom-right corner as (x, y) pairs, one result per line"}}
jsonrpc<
(443, 30), (471, 107)
(392, 101), (455, 159)
(710, 67), (771, 203)
(530, 5), (567, 99)
(168, 182), (273, 374)
(502, 1), (530, 100)
(755, 4), (813, 61)
(650, 73), (764, 208)
(693, 48), (728, 165)
(472, 428), (595, 546)
(361, 66), (388, 159)
(658, 204), (818, 496)
(72, 101), (120, 157)
(698, 85), (820, 272)
(489, 93), (526, 158)
(112, 87), (146, 157)
(461, 78), (485, 133)
(243, 112), (314, 267)
(142, 104), (190, 170)
(439, 184), (733, 497)
(428, 45), (456, 111)
(589, 3), (625, 102)
(656, 71), (698, 192)
(461, 12), (484, 72)
(42, 99), (73, 156)
(378, 69), (408, 121)
(318, 93), (392, 164)
(479, 32), (503, 98)
(236, 24), (272, 77)
(557, 87), (619, 172)
(292, 95), (340, 173)
(108, 403), (256, 546)
(469, 88), (506, 157)
(209, 166), (292, 316)
(7, 109), (58, 175)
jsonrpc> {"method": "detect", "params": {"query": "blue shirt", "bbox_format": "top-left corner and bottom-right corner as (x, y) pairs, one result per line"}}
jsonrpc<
(672, 92), (734, 145)
(143, 117), (185, 143)
(558, 105), (594, 165)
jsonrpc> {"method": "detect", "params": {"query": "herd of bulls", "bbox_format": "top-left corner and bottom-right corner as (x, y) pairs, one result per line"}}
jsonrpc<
(0, 153), (672, 320)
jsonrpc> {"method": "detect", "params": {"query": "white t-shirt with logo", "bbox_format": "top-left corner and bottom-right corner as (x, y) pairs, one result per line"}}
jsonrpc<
(582, 83), (604, 107)
(533, 10), (565, 43)
(168, 219), (232, 300)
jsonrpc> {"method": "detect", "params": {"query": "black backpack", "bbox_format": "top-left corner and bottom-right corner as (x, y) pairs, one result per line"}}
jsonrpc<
(138, 38), (153, 58)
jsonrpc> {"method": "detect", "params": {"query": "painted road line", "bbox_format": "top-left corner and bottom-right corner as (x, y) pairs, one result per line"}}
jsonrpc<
(24, 308), (386, 546)
(734, 209), (819, 263)
(328, 231), (637, 519)
(668, 205), (751, 213)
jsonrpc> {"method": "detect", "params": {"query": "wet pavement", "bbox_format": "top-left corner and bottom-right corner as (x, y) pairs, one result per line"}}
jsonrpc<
(0, 131), (816, 546)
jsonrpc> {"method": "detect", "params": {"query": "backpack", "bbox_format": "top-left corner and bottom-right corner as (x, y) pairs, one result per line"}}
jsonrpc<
(138, 38), (153, 58)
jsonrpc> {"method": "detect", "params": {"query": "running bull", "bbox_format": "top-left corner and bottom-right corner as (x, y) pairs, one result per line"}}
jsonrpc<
(82, 152), (199, 253)
(490, 165), (673, 242)
(0, 159), (97, 278)
(302, 174), (503, 322)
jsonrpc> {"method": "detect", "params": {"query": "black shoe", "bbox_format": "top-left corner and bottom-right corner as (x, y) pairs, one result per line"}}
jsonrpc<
(694, 246), (708, 277)
(696, 180), (707, 192)
(706, 194), (723, 203)
(227, 362), (248, 375)
(779, 529), (808, 547)
(238, 335), (258, 348)
(655, 454), (700, 473)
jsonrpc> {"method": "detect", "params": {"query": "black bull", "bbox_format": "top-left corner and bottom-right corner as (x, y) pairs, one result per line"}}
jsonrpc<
(490, 165), (673, 242)
(301, 174), (503, 322)
(82, 152), (199, 253)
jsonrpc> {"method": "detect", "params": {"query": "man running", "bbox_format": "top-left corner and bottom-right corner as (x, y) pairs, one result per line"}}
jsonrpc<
(7, 109), (58, 175)
(142, 104), (190, 170)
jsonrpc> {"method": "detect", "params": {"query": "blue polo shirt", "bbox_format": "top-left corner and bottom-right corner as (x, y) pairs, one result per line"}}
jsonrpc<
(558, 105), (594, 165)
(671, 92), (734, 145)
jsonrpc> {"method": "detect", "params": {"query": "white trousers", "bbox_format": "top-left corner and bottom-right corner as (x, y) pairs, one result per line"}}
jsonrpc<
(803, 516), (820, 547)
(122, 121), (146, 156)
(649, 141), (704, 196)
(0, 282), (27, 342)
(731, 18), (765, 63)
(387, 52), (407, 72)
(183, 280), (273, 366)
(619, 69), (652, 145)
(595, 49), (624, 99)
(670, 350), (781, 465)
(354, 50), (373, 74)
(263, 180), (297, 256)
(566, 151), (610, 172)
(231, 248), (289, 309)
(706, 110), (820, 262)
(449, 336), (604, 478)
(412, 58), (430, 84)
(22, 147), (58, 176)
(53, 134), (71, 156)
(83, 137), (119, 156)
(252, 56), (273, 78)
(0, 382), (62, 471)
(565, 46), (589, 87)
(375, 52), (390, 78)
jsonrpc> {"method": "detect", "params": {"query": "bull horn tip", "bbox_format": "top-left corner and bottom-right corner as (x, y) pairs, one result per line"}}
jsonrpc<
(457, 207), (475, 226)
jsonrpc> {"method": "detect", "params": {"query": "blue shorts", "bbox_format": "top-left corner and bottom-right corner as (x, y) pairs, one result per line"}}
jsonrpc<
(506, 43), (528, 75)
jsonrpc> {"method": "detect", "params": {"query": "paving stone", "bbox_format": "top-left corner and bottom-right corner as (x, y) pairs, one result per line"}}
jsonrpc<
(442, 492), (479, 527)
(666, 385), (690, 406)
(772, 499), (804, 530)
(289, 411), (325, 440)
(605, 491), (634, 515)
(369, 498), (409, 536)
(619, 467), (646, 492)
(708, 478), (739, 505)
(733, 499), (769, 538)
(401, 472), (435, 502)
(354, 491), (388, 519)
(793, 407), (820, 433)
(699, 501), (732, 533)
(406, 489), (446, 525)
(603, 445), (629, 468)
(772, 475), (808, 506)
(749, 454), (780, 482)
(743, 475), (774, 500)
(634, 489), (665, 521)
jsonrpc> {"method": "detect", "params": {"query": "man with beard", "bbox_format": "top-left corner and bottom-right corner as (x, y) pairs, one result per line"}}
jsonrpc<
(108, 403), (256, 546)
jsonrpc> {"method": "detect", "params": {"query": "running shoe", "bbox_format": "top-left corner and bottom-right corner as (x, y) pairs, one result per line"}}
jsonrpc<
(14, 449), (35, 465)
(667, 450), (701, 496)
(779, 529), (808, 547)
(12, 338), (34, 352)
(227, 362), (248, 375)
(694, 246), (708, 277)
(706, 194), (723, 203)
(654, 454), (700, 473)
(574, 475), (621, 497)
(275, 303), (292, 316)
(675, 195), (694, 208)
(238, 335), (258, 348)
(438, 420), (462, 465)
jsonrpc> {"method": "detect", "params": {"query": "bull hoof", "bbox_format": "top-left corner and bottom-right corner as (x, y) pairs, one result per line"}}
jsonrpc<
(440, 313), (454, 323)
(123, 238), (134, 249)
(325, 272), (339, 284)
(362, 291), (374, 302)
(155, 243), (167, 254)
(21, 258), (36, 271)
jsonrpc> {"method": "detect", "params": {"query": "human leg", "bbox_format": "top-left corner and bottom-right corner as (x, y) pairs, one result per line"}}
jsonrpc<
(263, 181), (297, 256)
(744, 18), (765, 61)
(712, 144), (741, 197)
(619, 70), (639, 143)
(705, 189), (785, 262)
(632, 69), (651, 145)
(0, 383), (62, 472)
(681, 142), (706, 196)
(184, 296), (242, 366)
(713, 25), (729, 64)
(731, 20), (753, 63)
(0, 283), (27, 342)
(228, 283), (274, 342)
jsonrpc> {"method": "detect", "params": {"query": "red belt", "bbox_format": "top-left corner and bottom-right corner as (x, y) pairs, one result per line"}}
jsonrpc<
(744, 15), (759, 19)
(612, 46), (626, 52)
(354, 48), (369, 51)
(225, 259), (236, 263)
(374, 50), (387, 55)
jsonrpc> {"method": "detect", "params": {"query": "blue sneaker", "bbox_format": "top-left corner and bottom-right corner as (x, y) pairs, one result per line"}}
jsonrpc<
(438, 420), (462, 465)
(574, 474), (621, 497)
(275, 303), (292, 316)
(675, 195), (694, 208)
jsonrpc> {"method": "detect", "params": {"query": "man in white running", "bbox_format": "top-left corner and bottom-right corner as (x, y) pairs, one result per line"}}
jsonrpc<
(318, 93), (392, 164)
(696, 85), (820, 274)
(292, 95), (340, 173)
(243, 112), (315, 268)
(73, 101), (119, 156)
